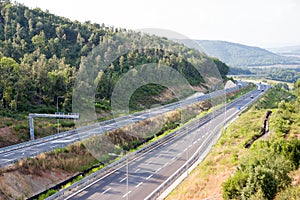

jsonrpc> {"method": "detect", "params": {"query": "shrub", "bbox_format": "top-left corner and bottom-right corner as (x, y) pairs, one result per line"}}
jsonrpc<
(15, 124), (28, 131)
(5, 121), (13, 126)
(222, 171), (248, 199)
(60, 121), (75, 128)
(37, 189), (57, 200)
(241, 166), (277, 200)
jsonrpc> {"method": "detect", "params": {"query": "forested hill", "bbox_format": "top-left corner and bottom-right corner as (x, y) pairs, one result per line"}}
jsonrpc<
(0, 1), (229, 113)
(197, 40), (300, 67)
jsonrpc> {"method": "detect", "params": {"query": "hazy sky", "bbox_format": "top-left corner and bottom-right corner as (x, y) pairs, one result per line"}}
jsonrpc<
(16, 0), (300, 48)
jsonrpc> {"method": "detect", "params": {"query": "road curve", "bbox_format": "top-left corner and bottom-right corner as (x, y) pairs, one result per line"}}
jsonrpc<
(0, 85), (246, 168)
(49, 84), (268, 200)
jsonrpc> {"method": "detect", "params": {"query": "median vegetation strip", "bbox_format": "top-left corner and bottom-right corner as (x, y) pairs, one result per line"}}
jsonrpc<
(167, 83), (300, 200)
(0, 116), (76, 148)
(0, 85), (253, 199)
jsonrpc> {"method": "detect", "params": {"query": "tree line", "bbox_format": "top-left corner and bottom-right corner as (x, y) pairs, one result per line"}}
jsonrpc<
(0, 0), (229, 114)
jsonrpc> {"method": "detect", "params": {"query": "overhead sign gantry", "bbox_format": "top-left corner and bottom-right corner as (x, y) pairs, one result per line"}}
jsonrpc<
(28, 113), (80, 140)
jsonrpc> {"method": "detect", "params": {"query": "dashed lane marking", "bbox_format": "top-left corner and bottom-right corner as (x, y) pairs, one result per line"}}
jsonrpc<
(102, 187), (111, 194)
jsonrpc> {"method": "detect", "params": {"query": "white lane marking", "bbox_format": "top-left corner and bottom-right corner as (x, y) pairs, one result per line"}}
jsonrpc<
(163, 142), (169, 146)
(102, 187), (111, 194)
(158, 153), (169, 158)
(134, 168), (140, 173)
(163, 162), (169, 167)
(183, 148), (188, 152)
(146, 174), (153, 180)
(122, 191), (131, 198)
(65, 99), (245, 199)
(155, 167), (162, 173)
(135, 182), (143, 188)
(3, 153), (14, 157)
(64, 122), (188, 200)
(119, 177), (127, 183)
(135, 157), (143, 161)
(171, 157), (176, 161)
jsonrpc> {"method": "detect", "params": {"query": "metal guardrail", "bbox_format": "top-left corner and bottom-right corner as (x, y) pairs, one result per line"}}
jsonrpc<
(45, 86), (254, 200)
(0, 85), (250, 170)
(146, 124), (223, 200)
(0, 85), (244, 156)
(45, 110), (215, 200)
(0, 86), (257, 169)
(145, 87), (268, 200)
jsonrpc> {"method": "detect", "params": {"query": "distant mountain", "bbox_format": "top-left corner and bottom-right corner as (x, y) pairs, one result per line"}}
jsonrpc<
(196, 40), (300, 67)
(0, 1), (230, 113)
(269, 46), (300, 58)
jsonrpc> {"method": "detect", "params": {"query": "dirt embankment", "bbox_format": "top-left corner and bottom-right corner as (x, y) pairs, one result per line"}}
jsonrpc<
(0, 166), (73, 200)
(0, 127), (17, 148)
(0, 86), (245, 200)
(0, 100), (211, 199)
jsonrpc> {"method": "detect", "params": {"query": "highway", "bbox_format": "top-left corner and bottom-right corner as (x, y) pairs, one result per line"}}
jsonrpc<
(0, 85), (246, 168)
(48, 84), (269, 200)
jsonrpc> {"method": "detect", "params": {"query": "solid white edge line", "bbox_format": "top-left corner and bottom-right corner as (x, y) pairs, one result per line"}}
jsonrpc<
(64, 87), (266, 200)
(156, 89), (266, 200)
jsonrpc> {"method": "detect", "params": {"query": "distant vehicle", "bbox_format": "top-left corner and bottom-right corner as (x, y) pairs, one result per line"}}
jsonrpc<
(250, 95), (254, 98)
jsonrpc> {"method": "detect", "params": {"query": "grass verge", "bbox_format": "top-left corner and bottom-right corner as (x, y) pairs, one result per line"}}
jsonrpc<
(167, 86), (299, 200)
(0, 85), (255, 199)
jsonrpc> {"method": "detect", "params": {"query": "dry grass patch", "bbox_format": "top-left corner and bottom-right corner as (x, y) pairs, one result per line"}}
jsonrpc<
(167, 109), (268, 200)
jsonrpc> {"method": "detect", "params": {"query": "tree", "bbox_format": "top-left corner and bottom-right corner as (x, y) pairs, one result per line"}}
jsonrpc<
(0, 56), (19, 109)
(295, 79), (300, 99)
(241, 166), (277, 200)
(31, 31), (47, 53)
(222, 171), (248, 199)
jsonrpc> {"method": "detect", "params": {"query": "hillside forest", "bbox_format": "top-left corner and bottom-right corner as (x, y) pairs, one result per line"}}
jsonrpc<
(0, 1), (229, 116)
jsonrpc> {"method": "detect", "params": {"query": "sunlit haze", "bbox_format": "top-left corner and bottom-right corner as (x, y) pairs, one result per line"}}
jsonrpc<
(16, 0), (300, 48)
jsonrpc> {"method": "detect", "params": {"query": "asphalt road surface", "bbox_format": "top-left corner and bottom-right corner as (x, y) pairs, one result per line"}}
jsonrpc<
(0, 85), (246, 168)
(62, 85), (268, 200)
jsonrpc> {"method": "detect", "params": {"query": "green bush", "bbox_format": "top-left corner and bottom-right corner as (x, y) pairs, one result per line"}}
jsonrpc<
(15, 124), (28, 131)
(18, 132), (29, 141)
(222, 171), (248, 199)
(275, 185), (300, 200)
(223, 141), (296, 199)
(5, 121), (13, 126)
(60, 121), (75, 128)
(32, 107), (57, 114)
(95, 100), (111, 110)
(241, 166), (277, 200)
(269, 139), (300, 168)
(37, 189), (57, 200)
